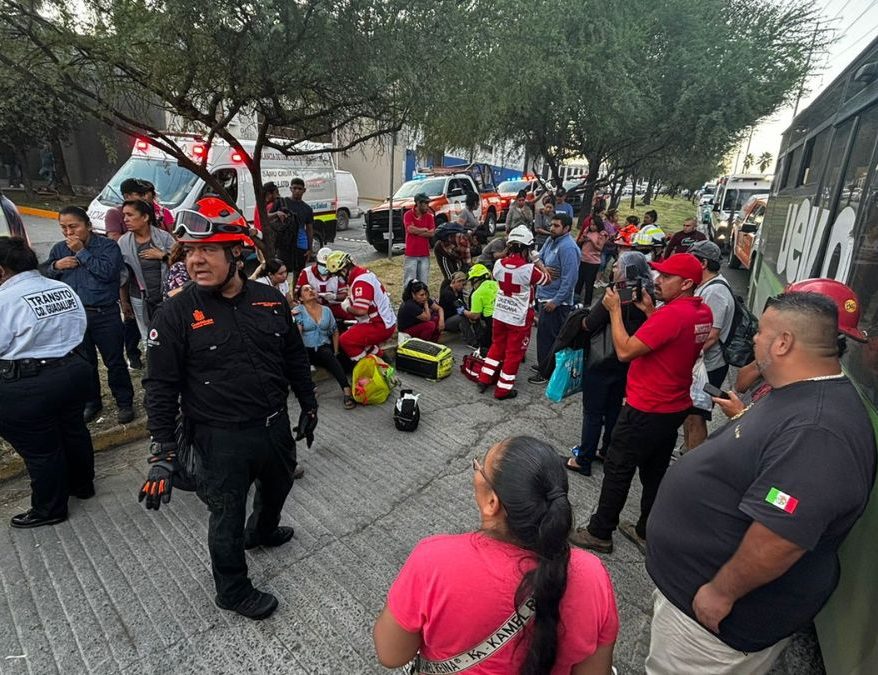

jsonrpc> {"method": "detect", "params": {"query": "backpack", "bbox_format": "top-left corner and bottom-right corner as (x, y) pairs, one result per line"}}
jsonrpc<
(394, 389), (421, 431)
(703, 277), (758, 367)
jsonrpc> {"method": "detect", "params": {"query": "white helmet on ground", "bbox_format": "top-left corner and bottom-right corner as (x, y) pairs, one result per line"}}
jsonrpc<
(316, 247), (333, 264)
(507, 225), (534, 247)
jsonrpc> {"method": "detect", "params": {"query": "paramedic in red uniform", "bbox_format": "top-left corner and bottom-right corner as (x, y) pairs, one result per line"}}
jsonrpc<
(295, 247), (350, 321)
(478, 226), (551, 400)
(325, 251), (396, 361)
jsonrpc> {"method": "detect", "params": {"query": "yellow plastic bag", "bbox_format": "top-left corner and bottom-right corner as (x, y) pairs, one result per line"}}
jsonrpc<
(352, 355), (396, 405)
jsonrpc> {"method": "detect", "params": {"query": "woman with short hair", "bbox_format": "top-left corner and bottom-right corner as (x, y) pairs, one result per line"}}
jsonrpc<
(374, 436), (618, 673)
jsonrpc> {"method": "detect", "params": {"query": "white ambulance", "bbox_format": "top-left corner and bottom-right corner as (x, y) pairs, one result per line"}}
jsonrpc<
(87, 135), (338, 250)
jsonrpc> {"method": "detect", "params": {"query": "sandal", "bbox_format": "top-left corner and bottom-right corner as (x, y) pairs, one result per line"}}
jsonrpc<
(343, 394), (356, 410)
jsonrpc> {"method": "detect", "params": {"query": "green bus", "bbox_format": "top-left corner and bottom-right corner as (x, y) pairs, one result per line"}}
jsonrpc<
(748, 37), (878, 674)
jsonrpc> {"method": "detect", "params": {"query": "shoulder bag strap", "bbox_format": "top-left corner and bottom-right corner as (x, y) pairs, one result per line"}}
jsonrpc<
(412, 597), (536, 674)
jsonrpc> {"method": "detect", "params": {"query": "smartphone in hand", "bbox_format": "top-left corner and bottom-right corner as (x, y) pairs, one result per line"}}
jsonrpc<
(703, 383), (731, 400)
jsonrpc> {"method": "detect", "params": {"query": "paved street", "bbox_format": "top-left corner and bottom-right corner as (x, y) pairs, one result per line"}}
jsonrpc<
(0, 255), (824, 674)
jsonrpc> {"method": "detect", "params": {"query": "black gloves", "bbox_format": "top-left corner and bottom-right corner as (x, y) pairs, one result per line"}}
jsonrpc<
(294, 409), (318, 448)
(139, 441), (178, 511)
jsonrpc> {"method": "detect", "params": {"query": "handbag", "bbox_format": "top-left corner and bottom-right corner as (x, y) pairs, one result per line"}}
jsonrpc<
(545, 348), (584, 402)
(585, 325), (616, 370)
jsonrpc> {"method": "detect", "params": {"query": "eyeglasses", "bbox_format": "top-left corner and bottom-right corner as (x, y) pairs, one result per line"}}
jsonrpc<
(174, 210), (245, 239)
(472, 455), (495, 491)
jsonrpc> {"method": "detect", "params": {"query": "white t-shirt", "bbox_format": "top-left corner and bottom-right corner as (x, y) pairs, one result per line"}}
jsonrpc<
(696, 274), (735, 371)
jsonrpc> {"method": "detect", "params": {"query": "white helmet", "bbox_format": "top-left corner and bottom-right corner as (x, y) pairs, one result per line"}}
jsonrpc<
(316, 247), (333, 264)
(507, 225), (534, 247)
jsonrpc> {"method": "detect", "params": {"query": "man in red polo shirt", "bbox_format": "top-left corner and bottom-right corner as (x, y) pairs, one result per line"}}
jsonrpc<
(403, 193), (435, 288)
(570, 253), (713, 554)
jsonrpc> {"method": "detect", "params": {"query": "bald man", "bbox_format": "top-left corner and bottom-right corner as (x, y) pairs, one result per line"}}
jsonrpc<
(644, 292), (876, 674)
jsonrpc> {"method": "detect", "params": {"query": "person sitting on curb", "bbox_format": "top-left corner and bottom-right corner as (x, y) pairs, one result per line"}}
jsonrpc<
(439, 271), (477, 345)
(397, 279), (444, 343)
(292, 284), (355, 410)
(296, 247), (350, 322)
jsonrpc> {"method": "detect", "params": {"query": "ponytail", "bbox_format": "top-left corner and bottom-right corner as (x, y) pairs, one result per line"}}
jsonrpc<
(491, 436), (572, 675)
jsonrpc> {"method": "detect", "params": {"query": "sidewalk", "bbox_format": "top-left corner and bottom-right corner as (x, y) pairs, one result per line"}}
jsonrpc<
(0, 339), (823, 674)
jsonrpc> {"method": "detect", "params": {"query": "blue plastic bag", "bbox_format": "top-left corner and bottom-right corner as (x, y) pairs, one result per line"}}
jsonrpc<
(545, 348), (584, 402)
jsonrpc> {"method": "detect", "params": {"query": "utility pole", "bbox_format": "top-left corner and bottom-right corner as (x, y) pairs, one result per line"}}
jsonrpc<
(387, 131), (396, 260)
(793, 22), (820, 119)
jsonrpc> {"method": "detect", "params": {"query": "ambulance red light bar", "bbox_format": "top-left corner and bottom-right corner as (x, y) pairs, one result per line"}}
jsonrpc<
(231, 150), (245, 163)
(192, 143), (207, 159)
(134, 138), (150, 152)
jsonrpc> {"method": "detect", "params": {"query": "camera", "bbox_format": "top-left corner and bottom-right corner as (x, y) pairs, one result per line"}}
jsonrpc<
(612, 265), (642, 304)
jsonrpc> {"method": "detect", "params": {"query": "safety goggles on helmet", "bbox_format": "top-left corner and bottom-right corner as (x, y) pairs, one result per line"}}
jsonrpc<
(174, 209), (247, 238)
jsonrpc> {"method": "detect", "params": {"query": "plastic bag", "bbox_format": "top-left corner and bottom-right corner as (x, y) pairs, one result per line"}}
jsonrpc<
(352, 355), (396, 405)
(545, 348), (584, 402)
(690, 357), (712, 411)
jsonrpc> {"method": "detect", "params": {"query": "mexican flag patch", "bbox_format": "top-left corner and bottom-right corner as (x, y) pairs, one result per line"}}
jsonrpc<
(765, 487), (798, 514)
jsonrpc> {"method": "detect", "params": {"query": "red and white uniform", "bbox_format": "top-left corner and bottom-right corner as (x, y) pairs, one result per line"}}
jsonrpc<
(296, 264), (350, 320)
(339, 266), (397, 360)
(479, 255), (550, 398)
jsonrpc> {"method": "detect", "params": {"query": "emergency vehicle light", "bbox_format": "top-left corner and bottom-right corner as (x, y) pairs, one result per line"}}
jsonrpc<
(135, 138), (150, 152)
(192, 143), (207, 159)
(231, 150), (245, 163)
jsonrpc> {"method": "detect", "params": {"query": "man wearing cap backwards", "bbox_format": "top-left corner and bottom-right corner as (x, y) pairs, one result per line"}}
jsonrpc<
(570, 253), (712, 554)
(645, 290), (876, 675)
(683, 240), (736, 450)
(403, 193), (436, 288)
(140, 201), (318, 621)
(296, 246), (350, 322)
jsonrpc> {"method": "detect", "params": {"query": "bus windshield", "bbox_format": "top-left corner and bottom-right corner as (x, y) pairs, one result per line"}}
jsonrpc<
(97, 157), (201, 209)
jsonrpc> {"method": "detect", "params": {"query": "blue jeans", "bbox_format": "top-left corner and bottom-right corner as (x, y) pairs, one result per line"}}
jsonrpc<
(536, 303), (571, 375)
(580, 368), (626, 456)
(82, 306), (134, 408)
(403, 256), (430, 289)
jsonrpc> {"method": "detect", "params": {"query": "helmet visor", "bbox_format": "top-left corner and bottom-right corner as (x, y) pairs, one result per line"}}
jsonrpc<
(174, 210), (246, 239)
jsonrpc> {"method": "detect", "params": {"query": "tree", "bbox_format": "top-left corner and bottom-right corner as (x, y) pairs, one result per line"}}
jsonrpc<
(743, 153), (755, 171)
(0, 0), (485, 253)
(0, 49), (81, 196)
(757, 151), (774, 172)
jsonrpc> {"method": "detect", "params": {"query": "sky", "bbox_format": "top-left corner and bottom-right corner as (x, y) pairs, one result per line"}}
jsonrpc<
(734, 0), (878, 174)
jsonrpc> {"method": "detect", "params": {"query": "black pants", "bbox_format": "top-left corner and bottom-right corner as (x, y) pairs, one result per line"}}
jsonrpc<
(535, 303), (571, 376)
(292, 248), (308, 278)
(588, 404), (687, 540)
(124, 316), (142, 361)
(0, 355), (94, 518)
(576, 262), (600, 306)
(478, 316), (493, 357)
(82, 306), (134, 408)
(580, 367), (626, 455)
(193, 413), (297, 604)
(306, 345), (349, 391)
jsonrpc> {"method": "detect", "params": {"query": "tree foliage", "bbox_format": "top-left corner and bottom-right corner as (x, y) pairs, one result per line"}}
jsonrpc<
(0, 0), (484, 251)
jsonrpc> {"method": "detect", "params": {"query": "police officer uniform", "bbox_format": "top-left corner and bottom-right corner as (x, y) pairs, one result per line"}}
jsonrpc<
(0, 267), (95, 528)
(141, 200), (318, 619)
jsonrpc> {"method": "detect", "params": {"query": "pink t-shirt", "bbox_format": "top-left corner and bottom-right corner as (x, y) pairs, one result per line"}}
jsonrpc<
(387, 533), (618, 673)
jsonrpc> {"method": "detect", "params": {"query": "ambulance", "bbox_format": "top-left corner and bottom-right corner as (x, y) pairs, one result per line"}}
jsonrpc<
(87, 135), (338, 250)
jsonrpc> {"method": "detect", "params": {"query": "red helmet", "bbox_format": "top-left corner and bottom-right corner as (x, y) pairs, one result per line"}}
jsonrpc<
(174, 197), (254, 247)
(785, 278), (868, 342)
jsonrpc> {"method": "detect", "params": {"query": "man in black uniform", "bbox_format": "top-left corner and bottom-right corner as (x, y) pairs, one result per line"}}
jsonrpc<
(140, 202), (318, 620)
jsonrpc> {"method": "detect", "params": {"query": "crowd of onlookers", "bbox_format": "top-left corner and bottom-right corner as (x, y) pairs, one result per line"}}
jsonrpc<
(3, 179), (877, 675)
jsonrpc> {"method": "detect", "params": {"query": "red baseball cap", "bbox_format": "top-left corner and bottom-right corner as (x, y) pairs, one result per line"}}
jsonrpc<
(650, 253), (703, 286)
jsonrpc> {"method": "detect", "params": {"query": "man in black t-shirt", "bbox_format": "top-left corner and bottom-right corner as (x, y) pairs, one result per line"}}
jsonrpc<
(663, 217), (706, 258)
(645, 292), (877, 673)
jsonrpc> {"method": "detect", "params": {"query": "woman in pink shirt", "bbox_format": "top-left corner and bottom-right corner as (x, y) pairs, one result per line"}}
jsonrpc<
(576, 209), (608, 306)
(374, 436), (619, 674)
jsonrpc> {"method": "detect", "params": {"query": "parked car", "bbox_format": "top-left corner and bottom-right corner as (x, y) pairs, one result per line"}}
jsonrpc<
(496, 177), (541, 222)
(335, 169), (361, 231)
(728, 193), (768, 271)
(365, 164), (502, 253)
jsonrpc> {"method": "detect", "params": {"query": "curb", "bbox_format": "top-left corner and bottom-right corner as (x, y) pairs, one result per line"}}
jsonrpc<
(19, 206), (60, 219)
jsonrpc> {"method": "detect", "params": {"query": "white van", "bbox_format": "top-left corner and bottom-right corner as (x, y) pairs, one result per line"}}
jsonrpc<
(87, 135), (339, 250)
(710, 174), (772, 250)
(334, 169), (361, 230)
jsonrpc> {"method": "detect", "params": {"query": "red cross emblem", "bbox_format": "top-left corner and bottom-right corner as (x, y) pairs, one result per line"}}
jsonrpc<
(498, 272), (521, 296)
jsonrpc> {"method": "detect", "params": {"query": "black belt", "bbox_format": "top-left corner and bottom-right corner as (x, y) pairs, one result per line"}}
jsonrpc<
(84, 304), (119, 313)
(0, 351), (79, 380)
(198, 409), (286, 430)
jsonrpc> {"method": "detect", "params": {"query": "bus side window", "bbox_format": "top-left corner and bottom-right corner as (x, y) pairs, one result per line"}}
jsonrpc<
(200, 168), (238, 204)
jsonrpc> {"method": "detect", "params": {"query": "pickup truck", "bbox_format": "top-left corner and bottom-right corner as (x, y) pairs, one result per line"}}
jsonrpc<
(364, 166), (503, 253)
